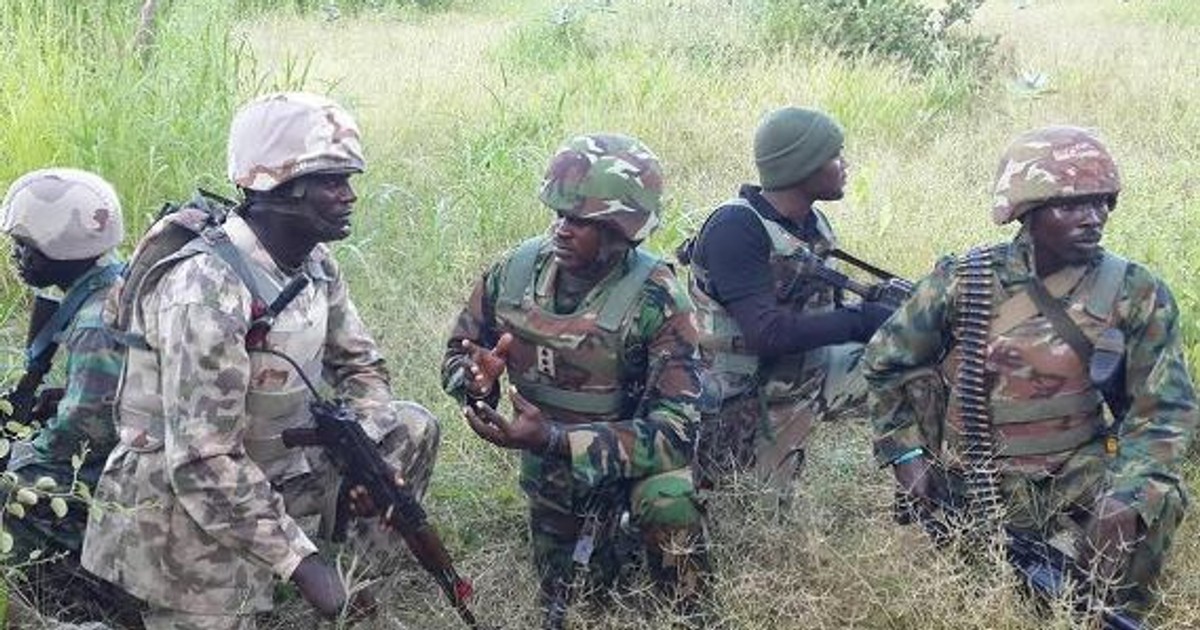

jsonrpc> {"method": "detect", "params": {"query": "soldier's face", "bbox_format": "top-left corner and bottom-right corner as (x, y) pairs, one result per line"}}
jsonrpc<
(551, 213), (622, 274)
(8, 236), (90, 289)
(10, 236), (56, 288)
(1028, 195), (1113, 267)
(798, 152), (848, 201)
(292, 172), (358, 242)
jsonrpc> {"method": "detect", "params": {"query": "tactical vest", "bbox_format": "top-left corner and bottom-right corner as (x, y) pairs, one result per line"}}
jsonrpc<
(494, 237), (658, 424)
(113, 216), (334, 483)
(942, 250), (1129, 464)
(687, 198), (839, 401)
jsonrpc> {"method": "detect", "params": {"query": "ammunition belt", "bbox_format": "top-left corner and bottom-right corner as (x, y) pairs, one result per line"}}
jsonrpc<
(955, 247), (1004, 529)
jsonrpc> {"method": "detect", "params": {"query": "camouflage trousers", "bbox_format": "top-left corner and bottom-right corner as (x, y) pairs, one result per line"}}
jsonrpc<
(522, 453), (707, 621)
(137, 400), (440, 629)
(696, 343), (868, 501)
(934, 459), (1186, 617)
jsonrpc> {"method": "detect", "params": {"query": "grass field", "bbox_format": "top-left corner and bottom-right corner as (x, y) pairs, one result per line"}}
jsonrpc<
(2, 0), (1199, 628)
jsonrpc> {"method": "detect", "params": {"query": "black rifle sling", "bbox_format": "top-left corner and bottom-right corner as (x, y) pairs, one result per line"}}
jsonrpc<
(830, 248), (902, 282)
(954, 247), (1004, 530)
(1025, 276), (1094, 363)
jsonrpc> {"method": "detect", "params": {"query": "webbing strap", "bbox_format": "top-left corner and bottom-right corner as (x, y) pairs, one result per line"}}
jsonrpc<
(201, 227), (279, 308)
(1084, 253), (1128, 319)
(498, 239), (542, 309)
(596, 249), (658, 332)
(991, 391), (1103, 425)
(26, 263), (124, 369)
(497, 237), (660, 333)
(512, 380), (626, 416)
(1027, 278), (1093, 364)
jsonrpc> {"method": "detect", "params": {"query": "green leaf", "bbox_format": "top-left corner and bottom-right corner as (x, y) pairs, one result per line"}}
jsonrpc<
(0, 531), (13, 555)
(0, 399), (12, 416)
(34, 476), (57, 491)
(27, 548), (41, 560)
(16, 488), (38, 506)
(0, 439), (8, 460)
(49, 497), (68, 519)
(5, 503), (24, 519)
(71, 453), (83, 471)
(74, 480), (92, 501)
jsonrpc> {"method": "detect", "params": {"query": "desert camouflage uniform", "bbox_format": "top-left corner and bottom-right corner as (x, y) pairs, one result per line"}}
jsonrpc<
(868, 229), (1195, 609)
(444, 235), (703, 602)
(81, 214), (439, 625)
(688, 193), (868, 493)
(7, 255), (123, 556)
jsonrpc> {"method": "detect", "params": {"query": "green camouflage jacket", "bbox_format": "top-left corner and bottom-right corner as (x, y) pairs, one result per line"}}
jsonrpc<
(10, 260), (122, 481)
(866, 229), (1198, 526)
(443, 236), (702, 488)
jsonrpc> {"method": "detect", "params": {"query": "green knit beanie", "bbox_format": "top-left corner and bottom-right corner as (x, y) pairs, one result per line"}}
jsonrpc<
(753, 107), (844, 191)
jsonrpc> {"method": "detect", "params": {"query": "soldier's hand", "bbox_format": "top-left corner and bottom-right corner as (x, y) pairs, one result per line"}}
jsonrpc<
(1081, 495), (1140, 583)
(892, 456), (933, 503)
(346, 470), (409, 531)
(463, 386), (551, 452)
(290, 554), (346, 619)
(461, 333), (513, 397)
(30, 387), (65, 422)
(854, 301), (896, 342)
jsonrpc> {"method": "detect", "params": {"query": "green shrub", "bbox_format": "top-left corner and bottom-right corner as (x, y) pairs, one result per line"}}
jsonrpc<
(762, 0), (998, 81)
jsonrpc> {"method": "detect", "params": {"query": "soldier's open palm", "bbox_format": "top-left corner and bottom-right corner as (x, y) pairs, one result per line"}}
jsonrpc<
(461, 332), (513, 396)
(463, 386), (550, 452)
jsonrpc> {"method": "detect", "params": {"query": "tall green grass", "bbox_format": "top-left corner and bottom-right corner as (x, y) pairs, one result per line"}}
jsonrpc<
(2, 0), (1199, 627)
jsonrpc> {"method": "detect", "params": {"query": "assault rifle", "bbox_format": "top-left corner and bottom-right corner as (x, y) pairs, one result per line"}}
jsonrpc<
(896, 494), (1143, 630)
(253, 348), (483, 629)
(785, 248), (914, 310)
(2, 295), (64, 427)
(1007, 527), (1142, 630)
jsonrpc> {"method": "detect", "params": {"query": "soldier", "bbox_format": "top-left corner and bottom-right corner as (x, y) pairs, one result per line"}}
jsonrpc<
(865, 125), (1198, 618)
(1, 168), (131, 621)
(80, 92), (441, 628)
(442, 133), (707, 625)
(679, 106), (894, 498)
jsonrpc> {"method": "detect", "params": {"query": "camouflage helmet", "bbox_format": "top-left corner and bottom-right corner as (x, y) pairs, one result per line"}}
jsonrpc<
(991, 125), (1121, 225)
(227, 92), (366, 192)
(538, 133), (664, 243)
(1, 168), (124, 261)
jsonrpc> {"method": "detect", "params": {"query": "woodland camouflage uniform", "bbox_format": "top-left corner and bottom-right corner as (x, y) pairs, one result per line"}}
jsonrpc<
(865, 126), (1198, 614)
(687, 108), (870, 499)
(689, 200), (866, 490)
(443, 134), (706, 616)
(1, 169), (130, 622)
(81, 93), (440, 628)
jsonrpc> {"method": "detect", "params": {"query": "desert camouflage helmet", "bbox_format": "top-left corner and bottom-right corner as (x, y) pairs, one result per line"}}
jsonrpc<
(227, 92), (366, 192)
(539, 133), (664, 243)
(991, 125), (1121, 225)
(2, 168), (124, 261)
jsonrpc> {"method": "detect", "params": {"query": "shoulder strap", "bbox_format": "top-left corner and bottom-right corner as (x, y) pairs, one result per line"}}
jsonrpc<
(498, 238), (545, 309)
(199, 225), (279, 310)
(990, 264), (1088, 337)
(596, 248), (659, 332)
(1026, 278), (1094, 363)
(26, 263), (124, 369)
(1084, 252), (1128, 319)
